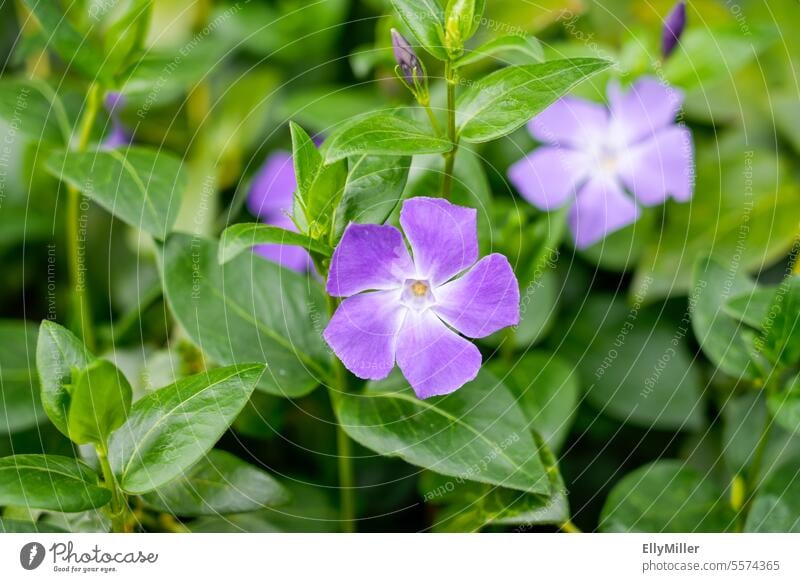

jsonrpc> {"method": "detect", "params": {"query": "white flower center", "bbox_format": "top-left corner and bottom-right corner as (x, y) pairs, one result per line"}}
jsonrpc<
(401, 278), (435, 311)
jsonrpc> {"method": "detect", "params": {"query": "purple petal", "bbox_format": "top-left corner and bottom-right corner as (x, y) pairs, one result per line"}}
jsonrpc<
(327, 224), (414, 297)
(662, 0), (687, 59)
(607, 78), (684, 146)
(508, 146), (589, 211)
(434, 254), (520, 338)
(617, 125), (694, 205)
(396, 310), (481, 399)
(528, 96), (609, 148)
(569, 177), (641, 249)
(247, 151), (296, 220)
(101, 124), (132, 150)
(399, 197), (478, 286)
(323, 291), (405, 380)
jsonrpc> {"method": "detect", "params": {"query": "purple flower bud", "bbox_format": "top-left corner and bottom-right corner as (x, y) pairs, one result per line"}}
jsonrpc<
(102, 91), (132, 150)
(391, 29), (425, 88)
(661, 0), (686, 59)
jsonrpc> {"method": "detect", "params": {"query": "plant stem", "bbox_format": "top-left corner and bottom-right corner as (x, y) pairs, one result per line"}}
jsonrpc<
(66, 82), (101, 351)
(441, 61), (458, 200)
(422, 102), (442, 136)
(96, 447), (129, 533)
(560, 519), (582, 533)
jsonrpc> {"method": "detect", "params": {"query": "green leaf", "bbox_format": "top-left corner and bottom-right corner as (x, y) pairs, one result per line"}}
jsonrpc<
(102, 0), (153, 76)
(0, 519), (68, 533)
(390, 0), (447, 60)
(453, 35), (544, 68)
(690, 257), (759, 380)
(289, 122), (347, 237)
(163, 234), (330, 397)
(0, 79), (70, 143)
(333, 155), (411, 241)
(600, 461), (736, 532)
(0, 454), (111, 512)
(218, 224), (333, 265)
(456, 58), (611, 143)
(767, 374), (800, 435)
(757, 277), (800, 367)
(45, 147), (187, 240)
(489, 352), (579, 453)
(561, 295), (703, 430)
(66, 360), (132, 446)
(21, 0), (110, 80)
(337, 370), (550, 495)
(0, 320), (47, 434)
(323, 112), (452, 163)
(36, 320), (94, 438)
(724, 287), (776, 328)
(108, 365), (263, 494)
(140, 449), (288, 516)
(745, 462), (800, 532)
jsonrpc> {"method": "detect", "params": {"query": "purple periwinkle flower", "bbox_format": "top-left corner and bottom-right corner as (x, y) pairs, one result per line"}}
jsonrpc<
(662, 0), (687, 59)
(246, 151), (312, 272)
(391, 29), (423, 86)
(508, 78), (694, 249)
(323, 197), (520, 399)
(102, 91), (132, 150)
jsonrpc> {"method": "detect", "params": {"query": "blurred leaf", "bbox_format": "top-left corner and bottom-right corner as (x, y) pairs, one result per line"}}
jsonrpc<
(390, 0), (447, 60)
(0, 320), (46, 434)
(0, 79), (70, 143)
(66, 359), (132, 446)
(0, 519), (67, 533)
(276, 86), (387, 134)
(141, 449), (288, 516)
(0, 454), (110, 512)
(108, 364), (263, 494)
(338, 370), (550, 495)
(561, 295), (703, 430)
(767, 374), (800, 435)
(454, 34), (544, 68)
(324, 112), (452, 163)
(36, 320), (94, 438)
(758, 277), (800, 367)
(46, 147), (187, 240)
(163, 235), (329, 397)
(456, 58), (611, 143)
(600, 461), (736, 532)
(218, 224), (333, 265)
(724, 287), (776, 328)
(745, 461), (800, 532)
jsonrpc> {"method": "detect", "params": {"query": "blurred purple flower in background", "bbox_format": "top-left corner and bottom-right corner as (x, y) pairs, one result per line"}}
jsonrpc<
(509, 77), (694, 249)
(102, 92), (133, 150)
(246, 151), (312, 272)
(662, 0), (687, 59)
(324, 197), (520, 399)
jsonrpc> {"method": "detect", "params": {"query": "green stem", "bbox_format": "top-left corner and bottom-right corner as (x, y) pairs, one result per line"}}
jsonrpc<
(441, 61), (458, 200)
(422, 102), (442, 136)
(560, 519), (582, 533)
(66, 82), (101, 351)
(96, 447), (129, 533)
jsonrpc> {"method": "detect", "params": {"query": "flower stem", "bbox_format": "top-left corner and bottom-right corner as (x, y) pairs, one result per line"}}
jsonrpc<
(560, 519), (582, 533)
(422, 101), (442, 136)
(441, 61), (458, 200)
(66, 82), (101, 351)
(96, 446), (130, 533)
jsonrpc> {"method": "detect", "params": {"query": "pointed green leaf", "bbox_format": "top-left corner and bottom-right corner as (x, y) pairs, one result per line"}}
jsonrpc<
(0, 320), (47, 434)
(108, 365), (264, 494)
(0, 79), (70, 143)
(453, 34), (544, 68)
(67, 360), (132, 446)
(218, 224), (333, 265)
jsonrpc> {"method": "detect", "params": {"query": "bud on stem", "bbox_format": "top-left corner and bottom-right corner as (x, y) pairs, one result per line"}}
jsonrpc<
(391, 29), (429, 104)
(661, 0), (687, 59)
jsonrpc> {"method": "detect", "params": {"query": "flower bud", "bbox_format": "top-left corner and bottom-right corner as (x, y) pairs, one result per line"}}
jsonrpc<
(444, 0), (483, 57)
(391, 29), (429, 103)
(661, 0), (686, 59)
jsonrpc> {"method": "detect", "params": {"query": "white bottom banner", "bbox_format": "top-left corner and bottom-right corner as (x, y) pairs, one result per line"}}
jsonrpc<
(1, 533), (797, 581)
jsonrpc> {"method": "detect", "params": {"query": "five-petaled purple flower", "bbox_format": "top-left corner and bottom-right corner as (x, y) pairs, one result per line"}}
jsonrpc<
(102, 92), (133, 150)
(509, 77), (694, 249)
(246, 151), (312, 272)
(323, 197), (520, 399)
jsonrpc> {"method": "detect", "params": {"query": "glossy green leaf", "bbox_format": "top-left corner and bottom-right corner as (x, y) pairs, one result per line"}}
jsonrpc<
(767, 374), (800, 435)
(561, 295), (703, 430)
(0, 79), (70, 143)
(489, 352), (579, 452)
(333, 155), (410, 241)
(36, 320), (93, 437)
(456, 58), (611, 143)
(724, 287), (776, 328)
(141, 449), (288, 516)
(66, 360), (132, 446)
(0, 320), (46, 434)
(690, 257), (759, 380)
(0, 519), (68, 533)
(0, 454), (110, 512)
(757, 277), (800, 367)
(45, 147), (187, 239)
(745, 462), (800, 532)
(390, 0), (447, 60)
(600, 461), (736, 532)
(21, 0), (110, 80)
(338, 370), (550, 495)
(162, 234), (330, 397)
(323, 113), (452, 163)
(218, 224), (333, 265)
(108, 364), (264, 494)
(454, 35), (544, 68)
